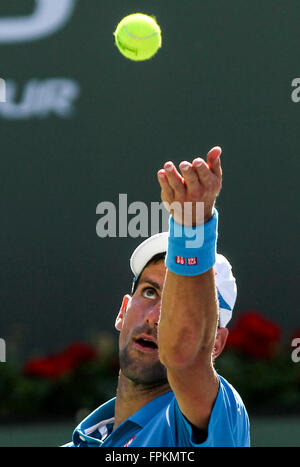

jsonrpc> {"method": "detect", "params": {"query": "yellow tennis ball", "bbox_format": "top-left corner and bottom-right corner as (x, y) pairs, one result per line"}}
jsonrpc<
(113, 13), (162, 61)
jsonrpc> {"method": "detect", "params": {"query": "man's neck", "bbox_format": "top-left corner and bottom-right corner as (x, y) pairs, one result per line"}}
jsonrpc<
(113, 372), (171, 430)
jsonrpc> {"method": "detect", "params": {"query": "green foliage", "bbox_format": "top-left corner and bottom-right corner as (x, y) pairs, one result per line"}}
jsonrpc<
(1, 318), (299, 421)
(216, 348), (300, 415)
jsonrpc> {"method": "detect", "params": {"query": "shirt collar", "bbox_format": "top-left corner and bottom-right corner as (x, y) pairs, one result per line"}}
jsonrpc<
(127, 390), (173, 427)
(77, 397), (116, 433)
(73, 390), (174, 444)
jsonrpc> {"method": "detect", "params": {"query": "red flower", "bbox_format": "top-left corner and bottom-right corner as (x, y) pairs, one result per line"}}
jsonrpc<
(24, 342), (98, 380)
(226, 310), (281, 359)
(61, 342), (98, 366)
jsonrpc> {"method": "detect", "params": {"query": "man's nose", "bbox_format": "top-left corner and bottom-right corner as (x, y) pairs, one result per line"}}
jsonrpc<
(145, 302), (161, 326)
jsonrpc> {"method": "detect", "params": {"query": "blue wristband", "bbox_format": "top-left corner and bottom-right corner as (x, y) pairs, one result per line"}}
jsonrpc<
(165, 209), (218, 276)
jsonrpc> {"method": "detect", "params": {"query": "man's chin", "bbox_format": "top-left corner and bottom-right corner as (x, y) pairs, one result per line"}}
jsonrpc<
(119, 348), (168, 387)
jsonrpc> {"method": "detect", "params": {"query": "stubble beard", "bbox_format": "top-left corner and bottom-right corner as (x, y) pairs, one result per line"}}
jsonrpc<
(119, 342), (168, 388)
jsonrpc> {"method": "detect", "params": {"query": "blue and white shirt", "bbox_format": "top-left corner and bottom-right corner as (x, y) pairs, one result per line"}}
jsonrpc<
(64, 374), (250, 447)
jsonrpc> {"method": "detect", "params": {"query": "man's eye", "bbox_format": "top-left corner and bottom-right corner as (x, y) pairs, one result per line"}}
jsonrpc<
(142, 287), (157, 299)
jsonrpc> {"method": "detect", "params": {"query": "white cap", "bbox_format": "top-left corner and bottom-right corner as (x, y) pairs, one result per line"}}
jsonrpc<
(130, 232), (237, 327)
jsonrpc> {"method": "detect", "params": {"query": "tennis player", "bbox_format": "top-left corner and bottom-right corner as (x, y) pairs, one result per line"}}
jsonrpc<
(64, 146), (250, 447)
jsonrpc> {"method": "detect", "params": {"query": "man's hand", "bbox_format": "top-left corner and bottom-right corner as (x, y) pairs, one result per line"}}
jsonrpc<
(157, 146), (222, 225)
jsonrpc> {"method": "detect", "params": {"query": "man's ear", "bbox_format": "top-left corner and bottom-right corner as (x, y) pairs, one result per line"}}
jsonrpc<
(115, 294), (131, 331)
(212, 327), (229, 359)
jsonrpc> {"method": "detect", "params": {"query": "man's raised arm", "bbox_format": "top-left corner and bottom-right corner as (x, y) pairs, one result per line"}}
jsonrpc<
(157, 146), (224, 431)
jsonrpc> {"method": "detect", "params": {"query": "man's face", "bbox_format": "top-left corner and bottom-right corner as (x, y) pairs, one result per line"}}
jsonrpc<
(116, 260), (169, 387)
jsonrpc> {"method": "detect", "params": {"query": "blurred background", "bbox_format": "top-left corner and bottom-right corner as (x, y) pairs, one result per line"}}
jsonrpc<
(0, 0), (299, 446)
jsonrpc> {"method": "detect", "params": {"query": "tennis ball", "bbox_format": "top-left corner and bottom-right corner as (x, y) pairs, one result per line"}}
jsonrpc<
(113, 13), (162, 61)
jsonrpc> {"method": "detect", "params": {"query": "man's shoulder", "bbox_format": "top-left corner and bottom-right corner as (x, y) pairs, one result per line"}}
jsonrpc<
(217, 374), (248, 416)
(215, 374), (250, 444)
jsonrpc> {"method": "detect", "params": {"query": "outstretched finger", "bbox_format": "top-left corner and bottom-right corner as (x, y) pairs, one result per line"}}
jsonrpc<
(157, 169), (174, 204)
(211, 154), (222, 180)
(207, 146), (222, 170)
(163, 161), (185, 198)
(192, 157), (212, 187)
(179, 161), (200, 196)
